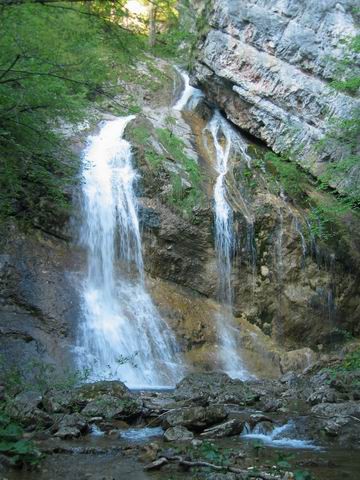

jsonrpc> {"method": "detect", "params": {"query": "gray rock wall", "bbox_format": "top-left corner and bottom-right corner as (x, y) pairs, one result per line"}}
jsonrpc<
(193, 0), (359, 193)
(0, 222), (82, 373)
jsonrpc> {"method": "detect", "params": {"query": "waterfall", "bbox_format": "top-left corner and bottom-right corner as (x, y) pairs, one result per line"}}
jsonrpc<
(207, 111), (250, 380)
(76, 116), (183, 388)
(173, 68), (203, 111)
(173, 70), (251, 379)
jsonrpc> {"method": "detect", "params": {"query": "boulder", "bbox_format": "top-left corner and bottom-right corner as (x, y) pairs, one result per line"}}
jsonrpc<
(307, 387), (338, 406)
(174, 373), (259, 406)
(81, 394), (142, 419)
(200, 418), (244, 438)
(53, 413), (88, 439)
(311, 401), (360, 443)
(164, 426), (194, 442)
(139, 442), (160, 462)
(280, 348), (317, 374)
(263, 398), (282, 413)
(163, 405), (227, 431)
(43, 390), (75, 414)
(44, 381), (142, 419)
(8, 391), (52, 427)
(74, 381), (130, 403)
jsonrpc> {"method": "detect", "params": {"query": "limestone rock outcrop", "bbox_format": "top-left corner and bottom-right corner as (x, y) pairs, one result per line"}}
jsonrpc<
(193, 0), (360, 194)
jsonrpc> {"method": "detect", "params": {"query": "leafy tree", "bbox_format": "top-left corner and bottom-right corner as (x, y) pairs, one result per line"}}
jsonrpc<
(0, 0), (192, 226)
(0, 1), (137, 225)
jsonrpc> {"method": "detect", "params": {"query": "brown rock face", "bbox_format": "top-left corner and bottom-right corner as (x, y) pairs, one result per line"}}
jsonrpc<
(0, 53), (358, 382)
(131, 90), (359, 366)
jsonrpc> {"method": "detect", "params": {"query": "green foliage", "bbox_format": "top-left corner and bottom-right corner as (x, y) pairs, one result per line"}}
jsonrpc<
(258, 32), (359, 245)
(242, 165), (258, 191)
(0, 357), (91, 397)
(0, 2), (146, 224)
(144, 149), (165, 168)
(156, 127), (202, 184)
(261, 150), (358, 242)
(264, 152), (308, 199)
(317, 113), (360, 207)
(153, 25), (196, 60)
(251, 439), (265, 458)
(0, 0), (194, 225)
(150, 2), (196, 60)
(156, 127), (204, 216)
(0, 3), (105, 220)
(330, 35), (360, 95)
(193, 441), (232, 466)
(132, 126), (151, 145)
(293, 470), (315, 480)
(273, 452), (295, 472)
(317, 33), (360, 210)
(0, 424), (41, 467)
(130, 122), (204, 216)
(307, 204), (338, 241)
(0, 408), (41, 467)
(325, 347), (360, 388)
(341, 347), (360, 371)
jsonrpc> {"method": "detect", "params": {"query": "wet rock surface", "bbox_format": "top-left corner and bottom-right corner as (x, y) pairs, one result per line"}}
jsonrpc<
(2, 370), (360, 479)
(174, 372), (259, 406)
(163, 425), (194, 442)
(0, 221), (81, 372)
(163, 404), (228, 430)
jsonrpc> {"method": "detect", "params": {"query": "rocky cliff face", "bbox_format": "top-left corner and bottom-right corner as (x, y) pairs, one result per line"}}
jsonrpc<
(0, 222), (81, 372)
(0, 50), (358, 381)
(192, 0), (360, 194)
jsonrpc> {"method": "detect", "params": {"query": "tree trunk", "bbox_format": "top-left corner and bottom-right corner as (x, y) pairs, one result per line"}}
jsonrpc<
(148, 4), (157, 48)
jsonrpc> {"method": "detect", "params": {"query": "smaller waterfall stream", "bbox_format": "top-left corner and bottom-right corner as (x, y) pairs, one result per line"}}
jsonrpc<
(172, 70), (251, 379)
(207, 111), (251, 380)
(173, 68), (203, 111)
(77, 116), (183, 388)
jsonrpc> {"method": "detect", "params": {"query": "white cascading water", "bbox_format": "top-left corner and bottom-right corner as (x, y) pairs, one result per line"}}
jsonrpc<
(241, 421), (320, 450)
(207, 111), (250, 380)
(173, 68), (203, 111)
(76, 116), (183, 388)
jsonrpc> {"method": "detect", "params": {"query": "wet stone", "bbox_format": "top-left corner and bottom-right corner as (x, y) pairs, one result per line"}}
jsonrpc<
(164, 425), (194, 442)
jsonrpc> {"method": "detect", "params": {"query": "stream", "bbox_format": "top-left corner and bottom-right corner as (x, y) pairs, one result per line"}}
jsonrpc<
(4, 411), (360, 480)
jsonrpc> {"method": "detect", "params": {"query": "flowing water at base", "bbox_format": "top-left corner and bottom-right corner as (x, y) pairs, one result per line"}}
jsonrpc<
(241, 421), (321, 450)
(76, 117), (183, 388)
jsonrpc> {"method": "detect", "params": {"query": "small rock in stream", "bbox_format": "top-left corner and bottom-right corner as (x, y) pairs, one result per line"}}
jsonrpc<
(164, 425), (194, 442)
(200, 418), (244, 438)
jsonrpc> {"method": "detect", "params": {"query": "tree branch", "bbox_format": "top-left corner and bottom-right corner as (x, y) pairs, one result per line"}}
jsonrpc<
(0, 55), (21, 81)
(0, 1), (96, 6)
(144, 455), (283, 480)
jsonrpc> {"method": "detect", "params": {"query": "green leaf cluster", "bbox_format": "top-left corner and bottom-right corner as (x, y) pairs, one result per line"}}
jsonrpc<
(259, 150), (358, 242)
(317, 33), (360, 209)
(330, 35), (360, 95)
(0, 2), (146, 225)
(0, 411), (41, 467)
(264, 152), (309, 200)
(156, 127), (204, 216)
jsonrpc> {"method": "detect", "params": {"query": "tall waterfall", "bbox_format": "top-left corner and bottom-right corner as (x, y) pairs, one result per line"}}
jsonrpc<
(76, 116), (183, 388)
(207, 111), (250, 380)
